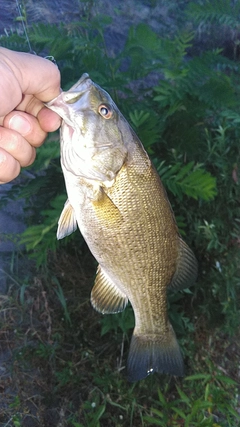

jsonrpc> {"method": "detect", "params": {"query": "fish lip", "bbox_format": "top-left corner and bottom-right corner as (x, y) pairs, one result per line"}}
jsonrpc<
(45, 73), (92, 109)
(45, 81), (92, 134)
(70, 73), (90, 89)
(63, 74), (93, 101)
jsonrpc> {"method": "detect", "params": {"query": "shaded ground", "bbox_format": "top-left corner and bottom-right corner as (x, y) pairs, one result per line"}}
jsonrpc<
(0, 246), (240, 426)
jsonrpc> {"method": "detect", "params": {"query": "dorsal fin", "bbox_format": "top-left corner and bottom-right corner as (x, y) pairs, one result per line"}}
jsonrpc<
(168, 238), (198, 291)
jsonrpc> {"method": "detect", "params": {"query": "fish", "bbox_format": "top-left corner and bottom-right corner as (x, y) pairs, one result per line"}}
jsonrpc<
(46, 73), (198, 382)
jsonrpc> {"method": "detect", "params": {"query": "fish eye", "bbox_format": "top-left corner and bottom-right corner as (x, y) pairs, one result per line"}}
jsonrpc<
(98, 104), (112, 119)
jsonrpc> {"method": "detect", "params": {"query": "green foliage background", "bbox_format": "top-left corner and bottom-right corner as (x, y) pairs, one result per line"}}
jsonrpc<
(0, 0), (240, 425)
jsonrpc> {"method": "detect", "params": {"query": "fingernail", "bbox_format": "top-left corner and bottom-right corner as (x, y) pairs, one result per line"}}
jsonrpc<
(8, 115), (32, 136)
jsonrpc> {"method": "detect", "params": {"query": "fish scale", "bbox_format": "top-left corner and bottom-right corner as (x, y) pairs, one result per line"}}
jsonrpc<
(46, 73), (198, 382)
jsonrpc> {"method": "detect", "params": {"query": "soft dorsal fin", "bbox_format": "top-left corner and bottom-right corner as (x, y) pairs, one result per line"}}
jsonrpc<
(57, 199), (77, 240)
(168, 238), (198, 291)
(91, 266), (128, 314)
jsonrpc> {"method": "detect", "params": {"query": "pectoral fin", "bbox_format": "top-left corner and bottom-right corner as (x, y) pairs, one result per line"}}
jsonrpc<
(91, 266), (128, 314)
(168, 238), (198, 291)
(57, 199), (77, 240)
(92, 186), (123, 224)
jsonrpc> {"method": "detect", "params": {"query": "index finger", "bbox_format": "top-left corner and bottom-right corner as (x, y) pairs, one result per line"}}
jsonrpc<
(0, 47), (61, 116)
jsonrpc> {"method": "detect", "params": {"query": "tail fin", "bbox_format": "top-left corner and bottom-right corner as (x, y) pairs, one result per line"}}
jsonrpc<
(127, 325), (184, 382)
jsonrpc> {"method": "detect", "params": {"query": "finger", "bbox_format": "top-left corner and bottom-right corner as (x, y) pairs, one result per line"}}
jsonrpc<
(38, 106), (62, 132)
(0, 126), (36, 167)
(0, 48), (61, 116)
(0, 147), (20, 184)
(4, 111), (48, 148)
(6, 93), (45, 120)
(0, 94), (62, 128)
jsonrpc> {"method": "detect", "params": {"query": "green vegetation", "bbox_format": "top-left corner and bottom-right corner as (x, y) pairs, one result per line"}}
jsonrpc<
(0, 0), (240, 425)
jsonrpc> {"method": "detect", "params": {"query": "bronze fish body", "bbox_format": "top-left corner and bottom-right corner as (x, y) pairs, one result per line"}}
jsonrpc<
(46, 74), (198, 382)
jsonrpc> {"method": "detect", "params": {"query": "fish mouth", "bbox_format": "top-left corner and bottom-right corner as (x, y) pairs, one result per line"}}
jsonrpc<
(63, 74), (93, 104)
(70, 73), (91, 90)
(45, 73), (93, 117)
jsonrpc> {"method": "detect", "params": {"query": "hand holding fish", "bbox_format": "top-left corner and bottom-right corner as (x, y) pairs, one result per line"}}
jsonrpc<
(0, 47), (61, 184)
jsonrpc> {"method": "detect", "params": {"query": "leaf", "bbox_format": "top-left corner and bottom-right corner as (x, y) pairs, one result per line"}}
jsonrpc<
(171, 406), (187, 419)
(157, 389), (167, 406)
(91, 404), (106, 425)
(158, 162), (217, 201)
(185, 374), (212, 382)
(151, 408), (164, 418)
(176, 385), (191, 405)
(18, 194), (76, 266)
(224, 405), (240, 419)
(215, 375), (238, 386)
(143, 415), (165, 426)
(187, 0), (240, 29)
(52, 277), (72, 326)
(129, 110), (150, 127)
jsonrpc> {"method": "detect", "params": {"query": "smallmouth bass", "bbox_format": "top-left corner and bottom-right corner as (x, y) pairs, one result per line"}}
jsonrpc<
(47, 74), (198, 382)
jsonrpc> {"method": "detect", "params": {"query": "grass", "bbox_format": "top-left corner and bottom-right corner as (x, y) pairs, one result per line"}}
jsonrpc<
(0, 245), (239, 426)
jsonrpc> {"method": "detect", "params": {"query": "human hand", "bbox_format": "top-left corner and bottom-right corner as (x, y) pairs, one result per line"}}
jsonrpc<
(0, 47), (61, 184)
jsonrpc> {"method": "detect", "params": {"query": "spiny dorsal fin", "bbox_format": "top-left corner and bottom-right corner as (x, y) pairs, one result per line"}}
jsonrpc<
(57, 199), (77, 240)
(168, 238), (198, 291)
(127, 323), (184, 382)
(91, 266), (128, 314)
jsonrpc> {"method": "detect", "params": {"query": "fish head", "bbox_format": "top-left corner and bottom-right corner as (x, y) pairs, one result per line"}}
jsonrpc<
(46, 73), (130, 184)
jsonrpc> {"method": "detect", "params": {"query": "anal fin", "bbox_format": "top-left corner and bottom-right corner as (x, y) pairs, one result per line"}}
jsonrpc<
(91, 266), (128, 314)
(168, 238), (198, 291)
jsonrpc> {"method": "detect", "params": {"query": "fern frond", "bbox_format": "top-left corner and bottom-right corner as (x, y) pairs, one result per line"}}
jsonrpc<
(125, 23), (160, 55)
(153, 80), (182, 107)
(29, 23), (73, 59)
(0, 33), (29, 52)
(187, 0), (240, 29)
(19, 194), (68, 266)
(128, 109), (162, 149)
(157, 161), (217, 201)
(154, 47), (237, 113)
(33, 139), (60, 172)
(195, 75), (236, 108)
(220, 109), (240, 125)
